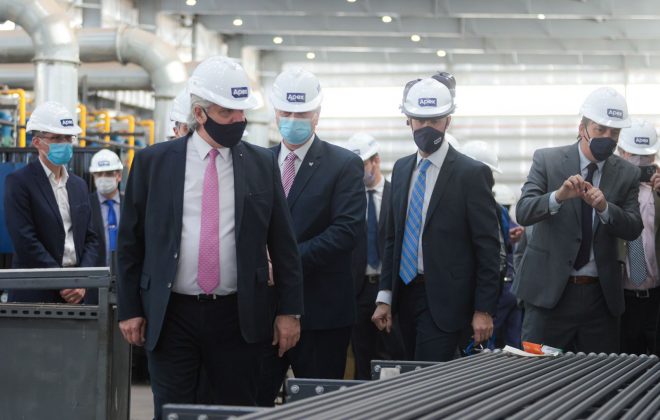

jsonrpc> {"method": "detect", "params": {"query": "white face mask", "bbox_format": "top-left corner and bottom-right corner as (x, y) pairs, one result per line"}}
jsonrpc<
(95, 177), (118, 195)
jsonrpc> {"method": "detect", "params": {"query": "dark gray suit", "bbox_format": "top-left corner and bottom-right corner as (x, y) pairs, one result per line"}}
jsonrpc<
(514, 142), (642, 352)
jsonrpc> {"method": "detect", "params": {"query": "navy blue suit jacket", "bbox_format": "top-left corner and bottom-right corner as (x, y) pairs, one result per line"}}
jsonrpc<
(272, 136), (366, 330)
(380, 146), (501, 332)
(4, 159), (99, 303)
(117, 135), (304, 351)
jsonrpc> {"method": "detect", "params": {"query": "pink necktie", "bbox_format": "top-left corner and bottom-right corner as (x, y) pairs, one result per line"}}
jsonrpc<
(281, 151), (297, 197)
(198, 148), (220, 294)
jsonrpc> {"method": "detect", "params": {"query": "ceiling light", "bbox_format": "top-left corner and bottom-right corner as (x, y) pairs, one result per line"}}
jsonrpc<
(436, 49), (447, 57)
(537, 13), (546, 20)
(346, 0), (357, 2)
(232, 18), (243, 26)
(272, 36), (283, 44)
(0, 20), (15, 31)
(381, 15), (393, 23)
(410, 34), (421, 42)
(185, 0), (196, 6)
(306, 52), (316, 60)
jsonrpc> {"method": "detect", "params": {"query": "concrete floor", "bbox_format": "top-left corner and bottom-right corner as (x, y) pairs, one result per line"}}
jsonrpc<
(130, 385), (153, 420)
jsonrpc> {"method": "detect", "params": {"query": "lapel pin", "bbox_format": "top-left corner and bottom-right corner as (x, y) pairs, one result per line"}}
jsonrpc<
(309, 162), (314, 166)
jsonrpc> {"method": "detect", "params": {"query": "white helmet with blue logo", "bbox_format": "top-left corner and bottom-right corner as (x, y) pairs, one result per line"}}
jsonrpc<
(618, 118), (659, 155)
(89, 149), (123, 173)
(170, 87), (191, 123)
(26, 101), (82, 135)
(345, 132), (379, 161)
(580, 87), (631, 129)
(270, 67), (323, 113)
(401, 78), (455, 119)
(188, 56), (257, 110)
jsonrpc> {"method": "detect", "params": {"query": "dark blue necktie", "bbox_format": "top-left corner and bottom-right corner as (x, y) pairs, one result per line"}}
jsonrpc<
(104, 199), (117, 252)
(574, 163), (598, 270)
(367, 189), (380, 269)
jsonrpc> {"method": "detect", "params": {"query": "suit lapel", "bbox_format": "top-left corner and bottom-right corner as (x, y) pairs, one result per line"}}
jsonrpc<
(379, 180), (391, 234)
(169, 136), (188, 248)
(31, 160), (64, 231)
(287, 136), (322, 208)
(232, 142), (246, 241)
(561, 143), (582, 224)
(393, 155), (417, 229)
(423, 148), (456, 229)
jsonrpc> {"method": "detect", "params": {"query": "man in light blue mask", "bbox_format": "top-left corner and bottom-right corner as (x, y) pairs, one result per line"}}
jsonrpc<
(257, 67), (366, 406)
(4, 101), (99, 304)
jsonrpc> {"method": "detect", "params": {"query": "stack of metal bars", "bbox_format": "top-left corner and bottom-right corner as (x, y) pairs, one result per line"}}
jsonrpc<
(237, 351), (660, 420)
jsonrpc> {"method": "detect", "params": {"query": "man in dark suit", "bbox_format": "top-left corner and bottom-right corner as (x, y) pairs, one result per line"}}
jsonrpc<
(116, 56), (304, 420)
(514, 87), (643, 353)
(345, 132), (404, 380)
(256, 67), (365, 405)
(4, 101), (99, 304)
(372, 78), (501, 362)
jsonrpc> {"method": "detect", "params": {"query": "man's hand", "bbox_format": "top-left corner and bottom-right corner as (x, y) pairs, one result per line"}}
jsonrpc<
(273, 315), (300, 357)
(60, 288), (85, 304)
(119, 317), (147, 346)
(472, 311), (493, 344)
(581, 182), (607, 212)
(509, 226), (524, 243)
(555, 174), (586, 202)
(371, 303), (392, 333)
(651, 172), (660, 192)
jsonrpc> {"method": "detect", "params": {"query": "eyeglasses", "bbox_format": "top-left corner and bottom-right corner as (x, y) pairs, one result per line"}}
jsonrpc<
(36, 133), (75, 143)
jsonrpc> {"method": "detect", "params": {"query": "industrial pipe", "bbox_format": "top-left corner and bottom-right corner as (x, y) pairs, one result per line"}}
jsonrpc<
(114, 115), (135, 168)
(77, 104), (87, 146)
(139, 119), (155, 146)
(1, 88), (26, 147)
(0, 0), (79, 114)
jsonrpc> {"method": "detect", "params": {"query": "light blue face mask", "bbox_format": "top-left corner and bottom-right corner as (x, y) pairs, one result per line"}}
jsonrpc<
(47, 142), (73, 166)
(278, 117), (313, 145)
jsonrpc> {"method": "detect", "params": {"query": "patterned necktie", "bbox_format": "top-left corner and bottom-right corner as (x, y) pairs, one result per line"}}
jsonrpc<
(574, 162), (598, 270)
(198, 148), (220, 294)
(281, 151), (297, 197)
(367, 189), (380, 269)
(399, 159), (432, 284)
(628, 236), (648, 286)
(104, 199), (117, 252)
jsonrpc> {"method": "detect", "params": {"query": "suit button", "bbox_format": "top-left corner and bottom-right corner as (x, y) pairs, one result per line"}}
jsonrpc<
(167, 282), (172, 288)
(173, 252), (178, 259)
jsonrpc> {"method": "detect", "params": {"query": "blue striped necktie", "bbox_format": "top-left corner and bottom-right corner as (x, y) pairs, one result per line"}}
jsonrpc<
(399, 159), (431, 285)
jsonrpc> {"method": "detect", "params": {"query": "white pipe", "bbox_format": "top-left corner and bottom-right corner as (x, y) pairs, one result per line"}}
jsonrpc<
(0, 0), (79, 114)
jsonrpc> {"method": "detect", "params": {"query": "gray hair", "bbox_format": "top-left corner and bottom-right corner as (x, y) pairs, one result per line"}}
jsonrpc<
(187, 94), (214, 132)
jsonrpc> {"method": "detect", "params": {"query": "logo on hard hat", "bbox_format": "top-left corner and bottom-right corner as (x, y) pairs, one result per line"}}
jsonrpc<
(99, 160), (110, 167)
(60, 119), (74, 127)
(418, 98), (437, 107)
(634, 137), (651, 146)
(607, 108), (623, 119)
(231, 87), (249, 98)
(287, 93), (306, 103)
(351, 149), (361, 155)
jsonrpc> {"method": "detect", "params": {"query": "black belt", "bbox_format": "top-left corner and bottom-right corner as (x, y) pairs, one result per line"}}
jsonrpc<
(171, 292), (236, 302)
(409, 274), (425, 285)
(365, 274), (380, 284)
(624, 288), (659, 299)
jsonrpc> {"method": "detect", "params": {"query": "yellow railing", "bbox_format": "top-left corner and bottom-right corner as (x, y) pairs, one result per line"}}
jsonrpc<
(89, 110), (111, 143)
(1, 88), (26, 147)
(77, 104), (87, 146)
(138, 119), (155, 146)
(114, 115), (135, 168)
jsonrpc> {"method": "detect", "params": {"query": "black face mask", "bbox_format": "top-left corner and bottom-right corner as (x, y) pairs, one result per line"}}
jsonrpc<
(413, 126), (445, 154)
(588, 137), (617, 162)
(201, 109), (247, 148)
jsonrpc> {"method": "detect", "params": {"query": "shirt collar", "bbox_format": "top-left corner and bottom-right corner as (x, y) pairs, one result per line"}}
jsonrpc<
(280, 136), (315, 165)
(368, 176), (385, 193)
(38, 157), (68, 185)
(97, 190), (121, 204)
(577, 142), (605, 173)
(416, 136), (449, 170)
(192, 130), (231, 162)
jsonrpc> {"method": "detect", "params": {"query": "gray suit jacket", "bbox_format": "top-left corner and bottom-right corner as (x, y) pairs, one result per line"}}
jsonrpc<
(513, 142), (642, 316)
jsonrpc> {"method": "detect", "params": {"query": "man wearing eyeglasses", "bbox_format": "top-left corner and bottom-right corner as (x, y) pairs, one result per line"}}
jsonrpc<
(4, 101), (99, 304)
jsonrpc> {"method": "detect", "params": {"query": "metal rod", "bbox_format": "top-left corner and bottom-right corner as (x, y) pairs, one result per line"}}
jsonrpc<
(591, 363), (660, 420)
(621, 380), (660, 420)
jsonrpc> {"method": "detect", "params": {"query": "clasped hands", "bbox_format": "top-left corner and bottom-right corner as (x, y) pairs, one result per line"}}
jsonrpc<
(556, 174), (606, 212)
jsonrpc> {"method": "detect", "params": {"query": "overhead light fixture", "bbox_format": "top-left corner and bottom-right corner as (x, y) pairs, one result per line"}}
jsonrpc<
(436, 49), (447, 57)
(346, 0), (357, 2)
(537, 13), (546, 20)
(0, 20), (15, 31)
(232, 18), (243, 26)
(273, 36), (283, 44)
(306, 52), (316, 60)
(185, 0), (196, 6)
(381, 15), (393, 23)
(410, 34), (421, 42)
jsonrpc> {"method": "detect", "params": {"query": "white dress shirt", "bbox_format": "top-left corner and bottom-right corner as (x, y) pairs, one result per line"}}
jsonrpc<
(377, 139), (449, 305)
(97, 190), (121, 266)
(278, 137), (315, 175)
(365, 176), (385, 275)
(173, 131), (238, 295)
(39, 159), (76, 267)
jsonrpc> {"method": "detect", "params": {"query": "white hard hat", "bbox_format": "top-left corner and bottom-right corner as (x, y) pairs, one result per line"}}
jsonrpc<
(170, 87), (191, 123)
(493, 184), (516, 206)
(89, 149), (123, 173)
(26, 101), (82, 135)
(188, 56), (257, 110)
(461, 140), (502, 174)
(270, 67), (323, 113)
(579, 87), (631, 129)
(346, 132), (379, 161)
(445, 132), (460, 151)
(618, 118), (660, 155)
(401, 78), (455, 119)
